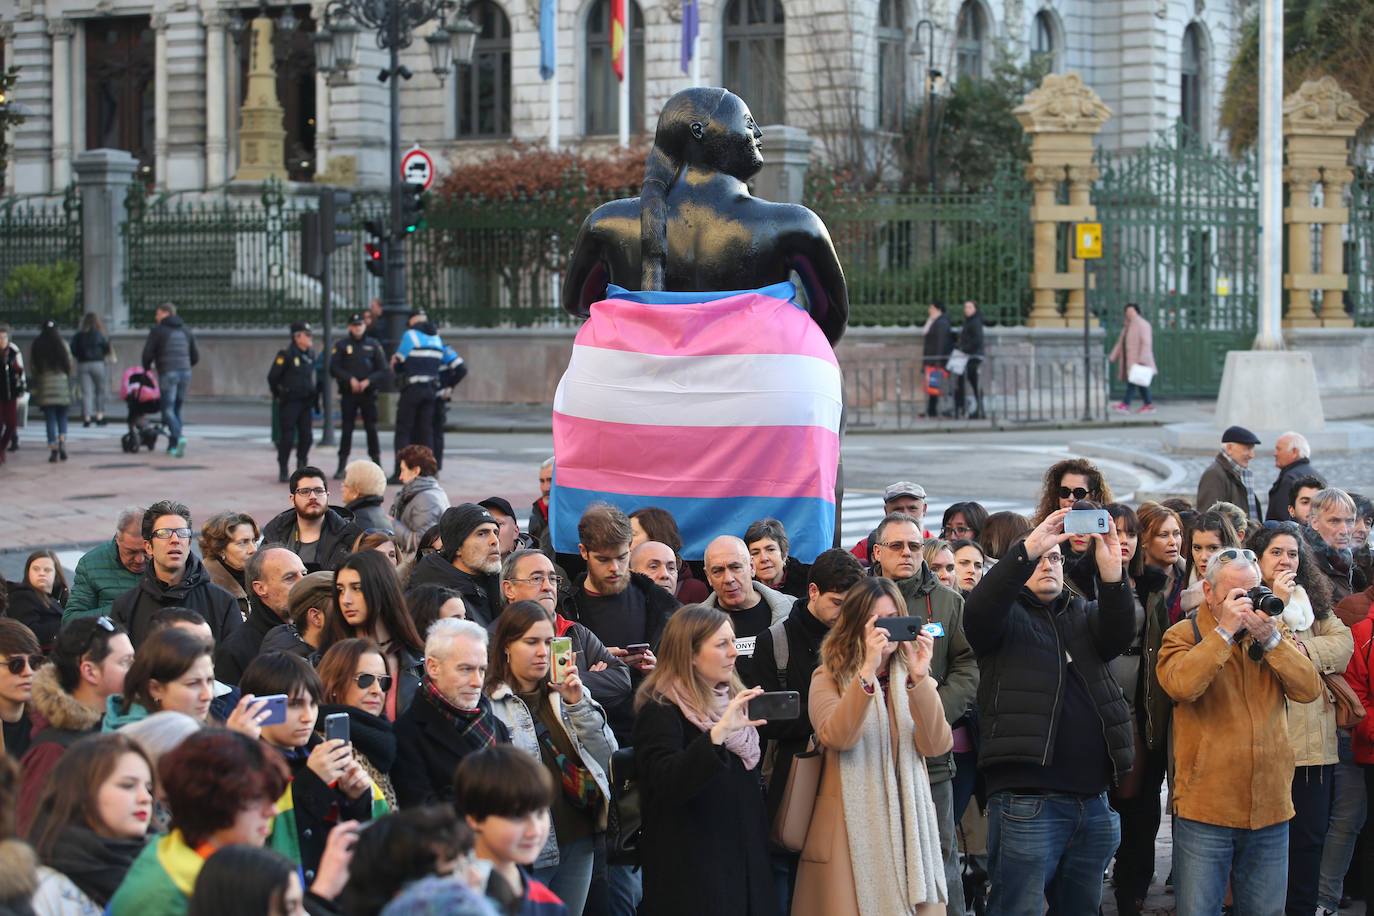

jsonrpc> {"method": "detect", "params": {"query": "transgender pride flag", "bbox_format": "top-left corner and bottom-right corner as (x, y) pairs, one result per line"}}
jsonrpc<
(550, 282), (842, 563)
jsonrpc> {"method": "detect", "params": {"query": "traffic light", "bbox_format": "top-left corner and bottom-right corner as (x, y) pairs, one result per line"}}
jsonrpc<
(364, 218), (386, 279)
(398, 182), (426, 237)
(319, 190), (354, 254)
(300, 211), (323, 280)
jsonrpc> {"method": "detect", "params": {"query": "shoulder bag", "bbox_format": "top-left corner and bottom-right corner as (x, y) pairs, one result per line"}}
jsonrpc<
(769, 736), (824, 853)
(606, 746), (641, 866)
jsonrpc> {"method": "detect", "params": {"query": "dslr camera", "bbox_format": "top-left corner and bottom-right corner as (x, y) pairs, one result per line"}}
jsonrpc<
(1246, 585), (1285, 616)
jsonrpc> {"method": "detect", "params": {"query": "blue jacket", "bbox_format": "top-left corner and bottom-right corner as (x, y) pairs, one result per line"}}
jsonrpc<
(394, 323), (465, 389)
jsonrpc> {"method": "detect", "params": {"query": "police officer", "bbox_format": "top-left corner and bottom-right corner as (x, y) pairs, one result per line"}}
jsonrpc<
(330, 312), (389, 479)
(269, 321), (318, 483)
(390, 309), (463, 483)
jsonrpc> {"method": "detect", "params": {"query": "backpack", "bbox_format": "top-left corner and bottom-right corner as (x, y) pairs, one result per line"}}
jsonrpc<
(767, 618), (790, 685)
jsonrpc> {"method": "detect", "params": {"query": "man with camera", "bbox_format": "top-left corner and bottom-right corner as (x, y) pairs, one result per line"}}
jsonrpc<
(1157, 547), (1322, 916)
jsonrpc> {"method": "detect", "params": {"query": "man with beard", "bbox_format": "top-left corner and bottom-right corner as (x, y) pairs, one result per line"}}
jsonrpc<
(65, 506), (147, 620)
(214, 545), (307, 685)
(699, 535), (790, 686)
(478, 496), (531, 559)
(110, 500), (243, 647)
(260, 468), (362, 573)
(408, 504), (504, 626)
(559, 504), (678, 741)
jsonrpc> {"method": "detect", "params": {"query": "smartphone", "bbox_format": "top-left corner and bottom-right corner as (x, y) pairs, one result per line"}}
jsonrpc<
(748, 690), (801, 721)
(551, 636), (574, 684)
(875, 616), (925, 641)
(624, 642), (650, 660)
(324, 712), (350, 744)
(1065, 509), (1111, 535)
(258, 694), (289, 726)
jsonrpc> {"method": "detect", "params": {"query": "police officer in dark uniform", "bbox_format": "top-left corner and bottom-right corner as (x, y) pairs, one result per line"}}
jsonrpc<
(330, 312), (389, 479)
(268, 321), (319, 482)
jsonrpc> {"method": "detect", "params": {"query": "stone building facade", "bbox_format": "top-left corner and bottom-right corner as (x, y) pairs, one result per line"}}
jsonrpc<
(4, 0), (1239, 195)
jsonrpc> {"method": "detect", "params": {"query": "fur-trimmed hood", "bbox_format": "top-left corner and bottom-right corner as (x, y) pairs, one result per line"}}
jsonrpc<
(0, 838), (38, 903)
(31, 664), (102, 732)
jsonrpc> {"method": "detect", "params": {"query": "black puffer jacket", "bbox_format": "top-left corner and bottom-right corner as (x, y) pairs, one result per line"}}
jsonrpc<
(963, 541), (1135, 785)
(110, 553), (243, 647)
(406, 554), (501, 627)
(260, 506), (362, 574)
(140, 314), (199, 373)
(5, 584), (64, 651)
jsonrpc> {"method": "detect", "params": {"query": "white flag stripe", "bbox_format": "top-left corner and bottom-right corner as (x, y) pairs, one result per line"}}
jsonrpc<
(555, 347), (844, 431)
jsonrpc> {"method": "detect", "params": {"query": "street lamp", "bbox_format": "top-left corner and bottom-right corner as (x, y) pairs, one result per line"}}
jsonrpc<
(312, 0), (478, 352)
(913, 18), (940, 257)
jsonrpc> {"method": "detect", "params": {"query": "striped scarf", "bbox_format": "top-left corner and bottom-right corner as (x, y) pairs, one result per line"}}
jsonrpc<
(1221, 451), (1257, 515)
(421, 675), (503, 751)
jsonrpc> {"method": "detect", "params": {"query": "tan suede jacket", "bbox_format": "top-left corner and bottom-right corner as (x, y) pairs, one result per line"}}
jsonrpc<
(1157, 601), (1322, 830)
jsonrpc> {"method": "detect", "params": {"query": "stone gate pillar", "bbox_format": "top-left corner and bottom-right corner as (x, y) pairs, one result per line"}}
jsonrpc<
(1281, 76), (1368, 328)
(1013, 73), (1112, 328)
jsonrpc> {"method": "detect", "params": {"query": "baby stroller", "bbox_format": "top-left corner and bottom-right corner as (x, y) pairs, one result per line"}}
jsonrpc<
(120, 367), (168, 453)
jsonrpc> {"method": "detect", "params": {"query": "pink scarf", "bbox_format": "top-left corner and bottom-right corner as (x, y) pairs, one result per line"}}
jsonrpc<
(664, 680), (761, 770)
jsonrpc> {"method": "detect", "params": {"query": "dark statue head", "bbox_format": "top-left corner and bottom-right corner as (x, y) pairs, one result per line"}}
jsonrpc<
(639, 88), (764, 290)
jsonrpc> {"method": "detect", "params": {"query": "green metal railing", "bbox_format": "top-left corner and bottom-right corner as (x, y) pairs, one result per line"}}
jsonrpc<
(1346, 168), (1374, 327)
(806, 169), (1033, 327)
(0, 187), (82, 328)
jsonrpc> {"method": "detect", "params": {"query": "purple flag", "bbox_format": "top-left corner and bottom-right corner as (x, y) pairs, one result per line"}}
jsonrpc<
(680, 0), (698, 74)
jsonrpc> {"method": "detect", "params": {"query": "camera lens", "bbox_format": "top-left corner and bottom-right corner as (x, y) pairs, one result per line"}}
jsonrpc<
(1247, 586), (1285, 617)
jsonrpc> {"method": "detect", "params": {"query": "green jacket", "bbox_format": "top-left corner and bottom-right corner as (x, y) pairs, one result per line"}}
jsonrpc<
(107, 831), (199, 916)
(102, 695), (151, 732)
(30, 367), (71, 408)
(65, 537), (142, 622)
(896, 564), (979, 783)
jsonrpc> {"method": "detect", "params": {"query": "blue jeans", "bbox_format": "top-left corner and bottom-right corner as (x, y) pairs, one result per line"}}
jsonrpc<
(1174, 816), (1288, 916)
(1317, 729), (1368, 911)
(986, 790), (1119, 916)
(1122, 383), (1152, 406)
(42, 405), (68, 445)
(159, 368), (190, 442)
(533, 834), (595, 916)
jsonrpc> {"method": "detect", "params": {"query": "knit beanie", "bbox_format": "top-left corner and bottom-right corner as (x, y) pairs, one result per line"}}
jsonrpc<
(378, 876), (497, 916)
(439, 504), (496, 562)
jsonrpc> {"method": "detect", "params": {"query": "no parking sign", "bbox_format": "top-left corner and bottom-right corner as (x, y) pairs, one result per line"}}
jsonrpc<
(401, 147), (435, 190)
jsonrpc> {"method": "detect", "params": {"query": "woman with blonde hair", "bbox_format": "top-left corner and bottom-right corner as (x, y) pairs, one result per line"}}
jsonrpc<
(632, 604), (770, 916)
(794, 577), (952, 916)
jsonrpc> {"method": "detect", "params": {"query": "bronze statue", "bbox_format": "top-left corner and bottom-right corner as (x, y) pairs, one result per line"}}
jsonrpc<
(561, 87), (849, 345)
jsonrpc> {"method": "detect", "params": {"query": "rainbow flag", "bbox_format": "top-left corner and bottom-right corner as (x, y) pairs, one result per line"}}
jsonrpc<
(610, 0), (626, 80)
(550, 283), (842, 562)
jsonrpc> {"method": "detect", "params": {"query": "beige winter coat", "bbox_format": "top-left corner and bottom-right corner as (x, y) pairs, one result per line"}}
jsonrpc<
(1287, 613), (1353, 767)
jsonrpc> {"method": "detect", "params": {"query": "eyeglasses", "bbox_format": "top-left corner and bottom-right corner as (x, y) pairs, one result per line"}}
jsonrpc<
(354, 673), (394, 691)
(3, 655), (46, 675)
(1212, 547), (1257, 565)
(1261, 520), (1300, 532)
(95, 616), (115, 632)
(150, 527), (192, 540)
(294, 487), (328, 497)
(1058, 486), (1091, 500)
(1038, 552), (1065, 567)
(881, 540), (923, 554)
(508, 573), (564, 588)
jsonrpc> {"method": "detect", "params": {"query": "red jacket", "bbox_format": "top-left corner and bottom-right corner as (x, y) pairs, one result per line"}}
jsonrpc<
(1344, 604), (1374, 765)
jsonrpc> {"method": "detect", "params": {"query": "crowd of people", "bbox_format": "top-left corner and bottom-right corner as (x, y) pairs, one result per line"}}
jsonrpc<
(0, 421), (1372, 916)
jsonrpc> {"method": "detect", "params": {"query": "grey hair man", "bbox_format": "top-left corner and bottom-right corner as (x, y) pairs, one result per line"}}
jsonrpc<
(66, 505), (148, 620)
(392, 617), (510, 807)
(1303, 488), (1368, 602)
(1266, 431), (1323, 522)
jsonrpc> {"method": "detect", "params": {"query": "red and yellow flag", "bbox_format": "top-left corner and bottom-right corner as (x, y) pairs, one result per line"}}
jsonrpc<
(610, 0), (626, 80)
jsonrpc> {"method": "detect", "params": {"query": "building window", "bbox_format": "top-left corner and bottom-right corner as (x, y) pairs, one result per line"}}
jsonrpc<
(1180, 23), (1205, 137)
(86, 16), (155, 175)
(1031, 10), (1054, 71)
(877, 0), (905, 131)
(584, 0), (644, 136)
(456, 1), (511, 137)
(955, 1), (985, 83)
(722, 0), (786, 126)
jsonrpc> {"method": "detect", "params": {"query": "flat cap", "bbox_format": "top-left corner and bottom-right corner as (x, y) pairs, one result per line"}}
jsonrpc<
(1221, 425), (1261, 445)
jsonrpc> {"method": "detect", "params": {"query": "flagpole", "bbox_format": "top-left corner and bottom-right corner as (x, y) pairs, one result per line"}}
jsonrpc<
(549, 10), (560, 151)
(691, 34), (699, 86)
(618, 35), (630, 147)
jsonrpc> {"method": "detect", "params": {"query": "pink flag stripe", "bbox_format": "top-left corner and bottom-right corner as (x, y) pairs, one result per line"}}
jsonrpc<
(581, 289), (838, 362)
(553, 412), (839, 500)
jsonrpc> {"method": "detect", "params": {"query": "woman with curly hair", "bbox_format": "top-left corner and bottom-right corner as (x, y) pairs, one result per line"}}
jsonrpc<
(30, 320), (74, 463)
(1031, 458), (1114, 524)
(199, 511), (260, 622)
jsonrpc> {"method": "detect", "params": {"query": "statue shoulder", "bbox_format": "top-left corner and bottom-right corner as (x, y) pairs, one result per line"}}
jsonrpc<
(584, 196), (643, 233)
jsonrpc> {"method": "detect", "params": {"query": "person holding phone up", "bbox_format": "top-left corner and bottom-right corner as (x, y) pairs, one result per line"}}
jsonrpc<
(794, 577), (953, 916)
(962, 507), (1135, 916)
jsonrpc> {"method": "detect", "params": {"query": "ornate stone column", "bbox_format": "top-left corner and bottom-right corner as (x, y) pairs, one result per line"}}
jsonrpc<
(204, 9), (229, 187)
(47, 17), (74, 189)
(1281, 76), (1368, 329)
(1013, 73), (1113, 329)
(152, 12), (169, 187)
(233, 16), (287, 181)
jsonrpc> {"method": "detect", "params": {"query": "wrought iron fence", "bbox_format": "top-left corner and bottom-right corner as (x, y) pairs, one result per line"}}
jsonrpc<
(806, 169), (1033, 327)
(842, 355), (1109, 427)
(0, 188), (82, 328)
(1346, 168), (1374, 327)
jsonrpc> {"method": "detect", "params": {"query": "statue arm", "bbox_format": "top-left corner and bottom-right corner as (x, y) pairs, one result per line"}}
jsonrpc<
(561, 214), (611, 320)
(783, 207), (849, 346)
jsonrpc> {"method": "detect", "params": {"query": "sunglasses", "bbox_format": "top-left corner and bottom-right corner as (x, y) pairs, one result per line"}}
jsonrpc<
(1058, 486), (1091, 501)
(4, 655), (46, 675)
(1212, 547), (1257, 565)
(150, 527), (193, 540)
(881, 540), (923, 554)
(354, 673), (394, 692)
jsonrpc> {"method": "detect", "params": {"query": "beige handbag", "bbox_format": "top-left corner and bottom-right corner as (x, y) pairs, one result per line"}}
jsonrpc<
(770, 738), (824, 852)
